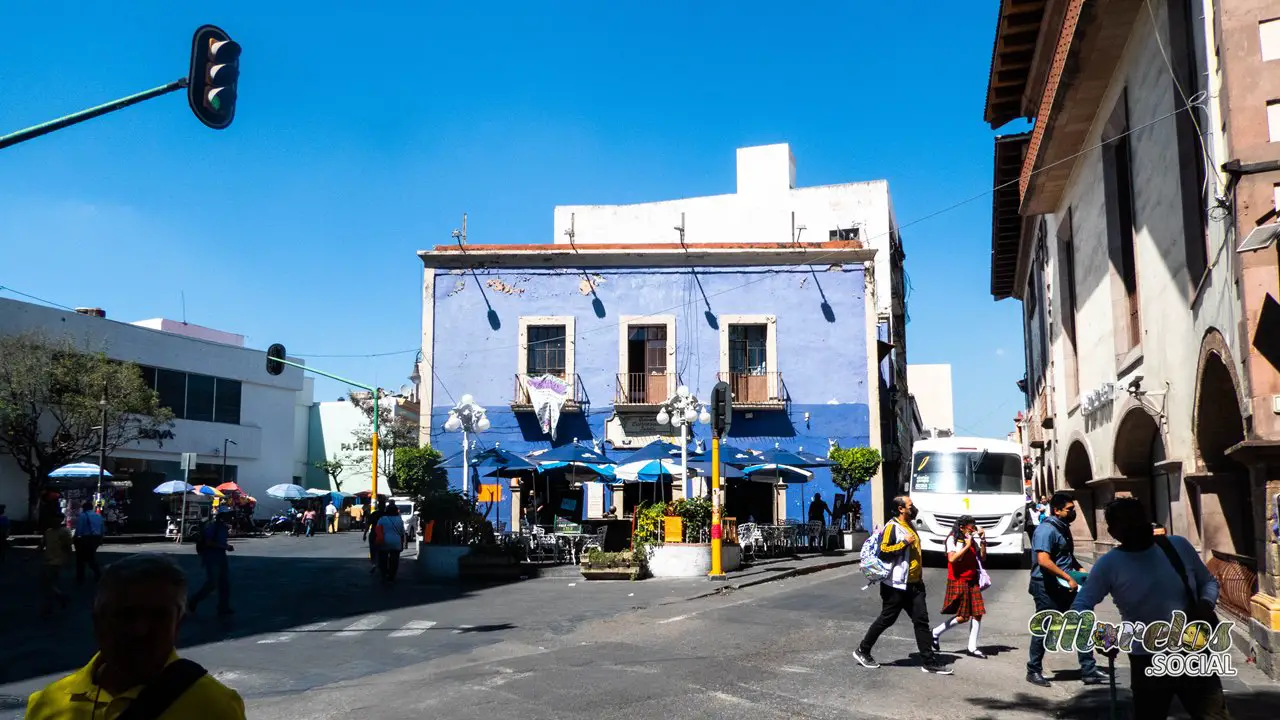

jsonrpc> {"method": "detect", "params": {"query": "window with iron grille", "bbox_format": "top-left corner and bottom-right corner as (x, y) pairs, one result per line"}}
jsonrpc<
(728, 324), (767, 374)
(527, 325), (567, 377)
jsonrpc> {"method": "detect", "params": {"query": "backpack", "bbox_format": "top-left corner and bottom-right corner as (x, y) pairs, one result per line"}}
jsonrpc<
(859, 524), (893, 588)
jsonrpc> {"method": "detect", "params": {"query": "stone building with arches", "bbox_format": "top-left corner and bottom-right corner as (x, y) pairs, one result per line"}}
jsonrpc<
(984, 0), (1280, 678)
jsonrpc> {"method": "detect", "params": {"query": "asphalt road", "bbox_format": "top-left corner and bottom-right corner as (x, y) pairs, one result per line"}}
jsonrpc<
(3, 538), (1278, 719)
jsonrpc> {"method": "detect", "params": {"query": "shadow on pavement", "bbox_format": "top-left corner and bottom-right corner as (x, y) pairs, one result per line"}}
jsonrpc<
(0, 540), (516, 686)
(965, 686), (1280, 720)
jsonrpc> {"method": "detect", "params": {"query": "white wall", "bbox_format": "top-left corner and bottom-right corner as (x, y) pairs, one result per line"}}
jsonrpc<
(907, 364), (955, 433)
(293, 377), (314, 482)
(551, 143), (899, 317)
(0, 298), (304, 518)
(310, 400), (372, 494)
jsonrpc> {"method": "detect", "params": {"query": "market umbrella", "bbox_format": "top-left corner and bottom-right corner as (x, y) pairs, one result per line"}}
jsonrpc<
(306, 488), (330, 497)
(266, 483), (309, 500)
(50, 462), (112, 479)
(215, 482), (243, 494)
(750, 445), (834, 523)
(153, 480), (194, 494)
(468, 444), (536, 529)
(190, 485), (225, 498)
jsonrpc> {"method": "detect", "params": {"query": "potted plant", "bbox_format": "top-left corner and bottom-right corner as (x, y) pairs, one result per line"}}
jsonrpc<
(828, 445), (882, 551)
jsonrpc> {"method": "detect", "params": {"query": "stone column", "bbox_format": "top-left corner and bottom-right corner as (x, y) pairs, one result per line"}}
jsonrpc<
(1249, 461), (1280, 680)
(509, 478), (523, 533)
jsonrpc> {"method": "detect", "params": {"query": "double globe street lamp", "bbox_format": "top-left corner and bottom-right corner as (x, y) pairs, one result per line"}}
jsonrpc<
(444, 394), (490, 498)
(656, 386), (711, 499)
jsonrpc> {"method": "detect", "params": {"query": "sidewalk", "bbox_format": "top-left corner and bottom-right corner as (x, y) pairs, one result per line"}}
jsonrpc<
(712, 549), (859, 589)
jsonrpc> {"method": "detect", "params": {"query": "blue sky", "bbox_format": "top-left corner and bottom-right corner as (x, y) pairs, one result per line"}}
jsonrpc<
(0, 1), (1026, 439)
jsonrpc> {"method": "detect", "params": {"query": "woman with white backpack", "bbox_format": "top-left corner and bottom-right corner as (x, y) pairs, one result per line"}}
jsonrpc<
(930, 514), (990, 657)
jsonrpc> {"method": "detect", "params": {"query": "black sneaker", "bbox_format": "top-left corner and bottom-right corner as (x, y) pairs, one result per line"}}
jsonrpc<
(852, 650), (880, 669)
(922, 662), (953, 675)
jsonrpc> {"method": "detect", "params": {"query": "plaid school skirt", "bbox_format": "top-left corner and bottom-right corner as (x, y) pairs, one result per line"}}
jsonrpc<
(941, 577), (986, 619)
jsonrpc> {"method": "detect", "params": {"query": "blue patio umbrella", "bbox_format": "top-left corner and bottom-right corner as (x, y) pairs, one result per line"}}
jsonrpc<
(153, 480), (193, 494)
(469, 445), (537, 528)
(50, 462), (112, 479)
(266, 483), (309, 500)
(753, 445), (835, 522)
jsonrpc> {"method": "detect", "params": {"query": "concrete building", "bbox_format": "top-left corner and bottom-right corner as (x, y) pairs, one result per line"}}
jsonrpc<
(907, 364), (955, 438)
(305, 392), (421, 495)
(0, 297), (306, 524)
(416, 144), (912, 525)
(984, 0), (1280, 677)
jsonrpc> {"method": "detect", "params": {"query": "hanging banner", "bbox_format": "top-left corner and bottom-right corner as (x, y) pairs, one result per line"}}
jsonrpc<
(523, 374), (569, 439)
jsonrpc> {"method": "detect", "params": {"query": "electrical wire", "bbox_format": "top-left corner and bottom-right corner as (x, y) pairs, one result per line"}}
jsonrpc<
(0, 285), (78, 312)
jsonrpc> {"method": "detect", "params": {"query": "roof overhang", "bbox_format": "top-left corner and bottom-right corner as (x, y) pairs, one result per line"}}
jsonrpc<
(417, 241), (875, 270)
(984, 0), (1051, 128)
(1019, 0), (1145, 214)
(992, 132), (1033, 299)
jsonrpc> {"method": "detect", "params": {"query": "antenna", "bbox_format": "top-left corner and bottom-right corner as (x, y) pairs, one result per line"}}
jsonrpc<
(451, 212), (468, 246)
(180, 291), (187, 325)
(564, 212), (576, 245)
(674, 212), (685, 246)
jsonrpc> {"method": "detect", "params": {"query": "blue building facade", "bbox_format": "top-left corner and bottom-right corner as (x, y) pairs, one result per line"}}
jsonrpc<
(417, 242), (882, 526)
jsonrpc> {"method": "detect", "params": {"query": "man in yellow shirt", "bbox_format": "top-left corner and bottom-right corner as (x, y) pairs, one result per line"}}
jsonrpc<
(25, 553), (245, 719)
(853, 496), (951, 674)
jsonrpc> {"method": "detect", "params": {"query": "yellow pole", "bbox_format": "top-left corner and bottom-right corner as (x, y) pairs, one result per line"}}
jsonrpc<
(709, 433), (724, 577)
(371, 430), (379, 501)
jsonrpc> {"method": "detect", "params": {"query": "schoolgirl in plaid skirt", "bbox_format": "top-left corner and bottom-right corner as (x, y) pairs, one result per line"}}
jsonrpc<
(931, 515), (988, 658)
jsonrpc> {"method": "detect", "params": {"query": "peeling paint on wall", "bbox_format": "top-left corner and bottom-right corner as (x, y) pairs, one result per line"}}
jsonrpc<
(486, 277), (526, 296)
(447, 279), (466, 297)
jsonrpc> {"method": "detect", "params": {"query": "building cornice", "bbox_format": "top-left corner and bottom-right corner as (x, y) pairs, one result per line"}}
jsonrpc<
(417, 241), (874, 270)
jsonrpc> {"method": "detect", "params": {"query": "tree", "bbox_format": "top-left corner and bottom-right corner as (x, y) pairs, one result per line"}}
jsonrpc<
(829, 445), (883, 494)
(345, 390), (419, 487)
(314, 456), (345, 492)
(0, 332), (174, 514)
(392, 445), (447, 502)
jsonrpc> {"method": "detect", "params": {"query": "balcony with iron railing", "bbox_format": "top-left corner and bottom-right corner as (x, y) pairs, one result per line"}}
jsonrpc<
(716, 371), (788, 410)
(614, 372), (679, 407)
(1206, 550), (1258, 622)
(512, 373), (588, 413)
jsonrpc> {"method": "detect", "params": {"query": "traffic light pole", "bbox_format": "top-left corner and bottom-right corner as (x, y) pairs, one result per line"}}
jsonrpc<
(709, 432), (725, 578)
(0, 77), (188, 151)
(264, 356), (381, 500)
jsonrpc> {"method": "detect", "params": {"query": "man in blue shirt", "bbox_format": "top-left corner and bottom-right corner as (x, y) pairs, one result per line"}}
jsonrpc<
(1026, 492), (1107, 687)
(189, 508), (235, 615)
(74, 501), (105, 585)
(1072, 497), (1228, 719)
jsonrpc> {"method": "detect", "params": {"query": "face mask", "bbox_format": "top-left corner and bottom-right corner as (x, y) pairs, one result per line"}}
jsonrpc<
(1062, 509), (1078, 524)
(907, 506), (919, 521)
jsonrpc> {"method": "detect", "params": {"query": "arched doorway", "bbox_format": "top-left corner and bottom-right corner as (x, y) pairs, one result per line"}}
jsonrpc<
(1064, 441), (1098, 542)
(1193, 341), (1252, 558)
(1113, 406), (1171, 529)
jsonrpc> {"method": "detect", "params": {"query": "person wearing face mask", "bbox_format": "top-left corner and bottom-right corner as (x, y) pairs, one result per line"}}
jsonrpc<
(1026, 492), (1108, 688)
(853, 496), (952, 674)
(1071, 497), (1228, 719)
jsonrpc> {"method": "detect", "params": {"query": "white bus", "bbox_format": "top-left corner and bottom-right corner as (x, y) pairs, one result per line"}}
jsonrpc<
(907, 436), (1028, 557)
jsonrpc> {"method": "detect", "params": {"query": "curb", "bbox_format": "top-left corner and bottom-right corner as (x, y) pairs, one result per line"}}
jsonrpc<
(685, 557), (861, 601)
(9, 534), (176, 547)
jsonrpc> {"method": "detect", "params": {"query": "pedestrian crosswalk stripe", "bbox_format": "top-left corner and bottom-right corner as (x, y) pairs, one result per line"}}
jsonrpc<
(389, 620), (437, 638)
(336, 614), (388, 637)
(258, 621), (328, 644)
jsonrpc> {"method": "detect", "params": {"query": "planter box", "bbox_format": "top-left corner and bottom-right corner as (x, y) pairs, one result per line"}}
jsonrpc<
(416, 544), (470, 580)
(648, 543), (742, 577)
(580, 567), (640, 581)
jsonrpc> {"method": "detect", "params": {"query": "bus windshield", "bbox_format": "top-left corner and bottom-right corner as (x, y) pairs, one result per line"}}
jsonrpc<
(911, 451), (1022, 494)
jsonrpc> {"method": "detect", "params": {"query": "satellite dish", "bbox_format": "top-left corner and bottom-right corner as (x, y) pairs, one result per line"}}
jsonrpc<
(399, 384), (413, 397)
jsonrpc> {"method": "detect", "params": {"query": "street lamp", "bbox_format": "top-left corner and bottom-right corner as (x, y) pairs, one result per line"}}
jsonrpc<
(444, 394), (490, 498)
(221, 438), (237, 485)
(656, 385), (710, 499)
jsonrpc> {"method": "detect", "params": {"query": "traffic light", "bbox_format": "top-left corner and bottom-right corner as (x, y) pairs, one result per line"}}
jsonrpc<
(711, 381), (732, 437)
(188, 25), (240, 129)
(266, 343), (286, 376)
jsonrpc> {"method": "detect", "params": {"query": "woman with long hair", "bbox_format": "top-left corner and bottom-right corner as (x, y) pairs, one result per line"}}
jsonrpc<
(931, 514), (988, 657)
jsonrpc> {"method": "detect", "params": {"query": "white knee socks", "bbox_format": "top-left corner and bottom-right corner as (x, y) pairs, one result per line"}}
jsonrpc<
(968, 618), (982, 651)
(932, 616), (962, 638)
